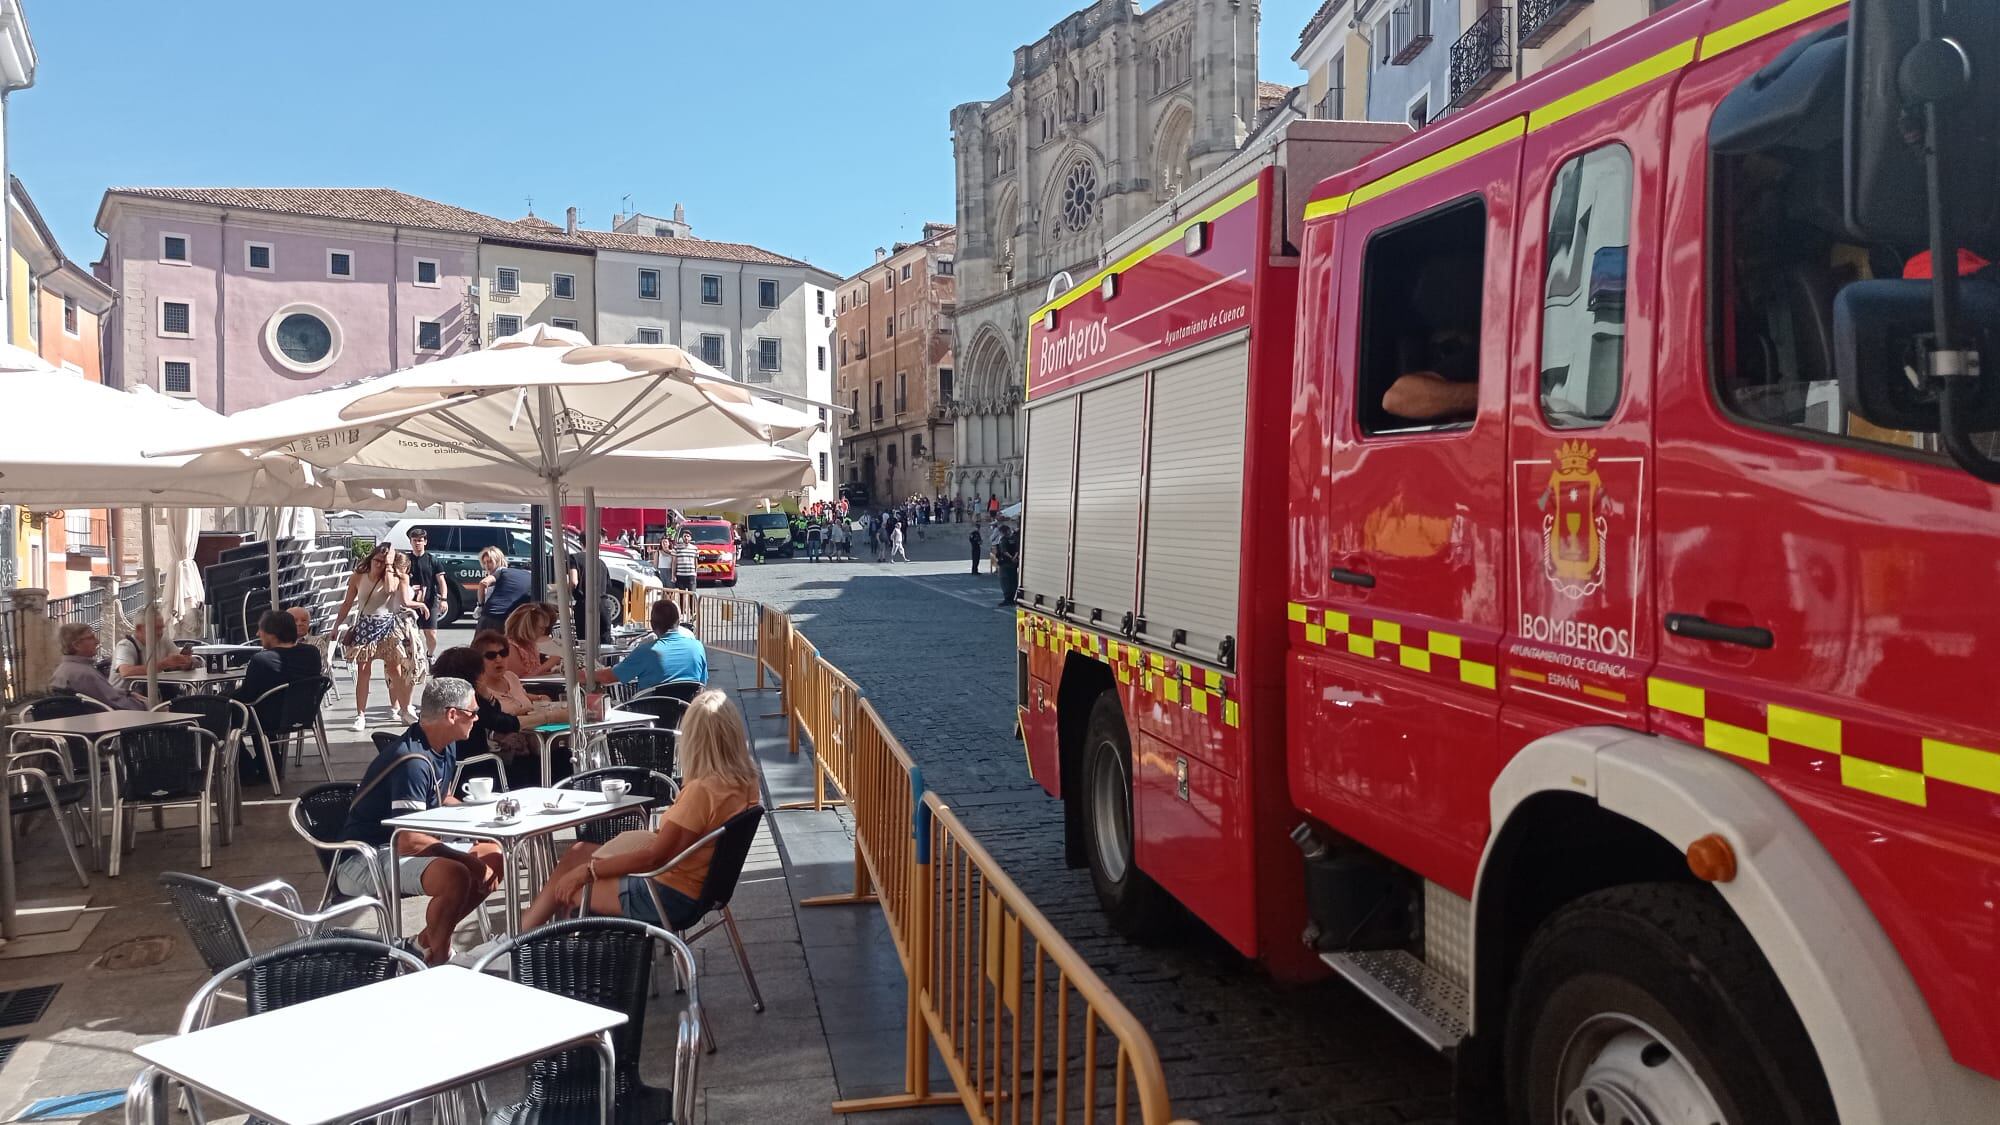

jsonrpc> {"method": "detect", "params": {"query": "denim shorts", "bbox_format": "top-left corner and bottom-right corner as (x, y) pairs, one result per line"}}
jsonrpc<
(619, 877), (704, 930)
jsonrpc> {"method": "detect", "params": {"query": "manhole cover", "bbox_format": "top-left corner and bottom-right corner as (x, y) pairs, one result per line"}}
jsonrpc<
(90, 936), (174, 971)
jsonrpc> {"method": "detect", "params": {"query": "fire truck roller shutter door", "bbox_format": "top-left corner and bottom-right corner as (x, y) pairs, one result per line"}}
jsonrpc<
(1021, 396), (1079, 604)
(1139, 337), (1249, 659)
(1069, 375), (1147, 624)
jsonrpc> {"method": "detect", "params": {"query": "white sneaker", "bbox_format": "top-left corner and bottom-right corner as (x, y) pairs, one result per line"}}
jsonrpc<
(349, 714), (368, 733)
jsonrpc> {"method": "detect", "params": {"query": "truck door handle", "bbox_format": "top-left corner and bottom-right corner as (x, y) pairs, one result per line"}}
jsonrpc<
(1330, 567), (1376, 589)
(1665, 613), (1773, 650)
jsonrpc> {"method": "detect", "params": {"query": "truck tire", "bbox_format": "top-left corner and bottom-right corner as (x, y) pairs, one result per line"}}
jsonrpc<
(1082, 692), (1176, 941)
(602, 592), (623, 628)
(1504, 883), (1836, 1125)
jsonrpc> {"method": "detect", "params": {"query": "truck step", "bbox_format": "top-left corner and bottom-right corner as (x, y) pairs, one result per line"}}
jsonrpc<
(1320, 949), (1469, 1052)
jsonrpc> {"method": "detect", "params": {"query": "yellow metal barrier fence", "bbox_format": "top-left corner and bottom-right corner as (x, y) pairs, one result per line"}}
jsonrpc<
(766, 630), (1193, 1123)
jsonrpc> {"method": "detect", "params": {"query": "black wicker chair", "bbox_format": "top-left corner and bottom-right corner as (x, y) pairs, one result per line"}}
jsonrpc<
(637, 680), (703, 707)
(602, 727), (678, 780)
(20, 693), (112, 773)
(631, 805), (768, 1041)
(556, 767), (677, 845)
(619, 696), (689, 731)
(472, 918), (701, 1125)
(106, 725), (221, 877)
(156, 695), (248, 837)
(275, 676), (335, 780)
(158, 872), (392, 1033)
(288, 781), (367, 912)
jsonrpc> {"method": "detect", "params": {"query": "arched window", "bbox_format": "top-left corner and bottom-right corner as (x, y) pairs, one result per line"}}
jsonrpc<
(1155, 103), (1195, 199)
(1058, 159), (1099, 233)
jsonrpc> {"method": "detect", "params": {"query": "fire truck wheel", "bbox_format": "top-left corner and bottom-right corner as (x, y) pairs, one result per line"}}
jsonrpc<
(1083, 692), (1176, 941)
(1505, 883), (1836, 1125)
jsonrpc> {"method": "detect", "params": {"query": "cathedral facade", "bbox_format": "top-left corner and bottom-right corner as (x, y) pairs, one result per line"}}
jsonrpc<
(948, 0), (1261, 505)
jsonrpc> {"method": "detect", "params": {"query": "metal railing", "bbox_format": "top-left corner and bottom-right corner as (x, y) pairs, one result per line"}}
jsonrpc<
(1388, 0), (1435, 64)
(1450, 6), (1513, 108)
(1520, 0), (1591, 49)
(721, 591), (1190, 1123)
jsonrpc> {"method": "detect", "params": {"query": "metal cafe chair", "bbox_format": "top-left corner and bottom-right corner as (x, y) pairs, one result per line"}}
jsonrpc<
(601, 726), (678, 780)
(105, 724), (223, 876)
(288, 776), (496, 942)
(556, 766), (678, 844)
(629, 805), (768, 1051)
(6, 747), (91, 888)
(154, 695), (248, 834)
(472, 917), (702, 1125)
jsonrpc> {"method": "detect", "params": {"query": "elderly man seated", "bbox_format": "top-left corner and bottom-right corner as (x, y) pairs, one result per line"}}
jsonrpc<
(337, 677), (503, 964)
(593, 598), (707, 694)
(112, 611), (193, 694)
(232, 609), (326, 783)
(290, 606), (331, 666)
(49, 623), (144, 709)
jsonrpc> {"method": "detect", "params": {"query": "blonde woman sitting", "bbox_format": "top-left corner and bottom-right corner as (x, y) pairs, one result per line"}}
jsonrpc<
(522, 690), (761, 930)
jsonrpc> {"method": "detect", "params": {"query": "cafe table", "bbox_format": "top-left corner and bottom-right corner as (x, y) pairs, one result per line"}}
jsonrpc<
(532, 707), (652, 786)
(5, 710), (199, 870)
(190, 643), (261, 673)
(383, 786), (650, 938)
(155, 668), (245, 695)
(127, 966), (623, 1125)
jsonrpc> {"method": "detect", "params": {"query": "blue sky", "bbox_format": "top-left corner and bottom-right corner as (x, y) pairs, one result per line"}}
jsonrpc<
(12, 0), (1319, 280)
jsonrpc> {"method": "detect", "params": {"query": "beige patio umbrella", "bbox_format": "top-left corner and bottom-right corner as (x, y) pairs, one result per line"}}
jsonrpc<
(153, 323), (826, 757)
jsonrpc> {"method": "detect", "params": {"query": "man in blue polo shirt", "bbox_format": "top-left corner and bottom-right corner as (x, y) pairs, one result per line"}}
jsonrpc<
(595, 599), (707, 693)
(337, 677), (502, 964)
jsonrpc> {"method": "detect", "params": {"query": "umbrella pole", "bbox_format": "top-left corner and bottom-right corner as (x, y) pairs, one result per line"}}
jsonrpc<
(584, 487), (601, 669)
(540, 388), (583, 766)
(267, 507), (281, 612)
(142, 502), (159, 707)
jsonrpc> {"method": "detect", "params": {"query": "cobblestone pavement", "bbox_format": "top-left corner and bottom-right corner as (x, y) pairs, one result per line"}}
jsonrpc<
(731, 538), (1454, 1124)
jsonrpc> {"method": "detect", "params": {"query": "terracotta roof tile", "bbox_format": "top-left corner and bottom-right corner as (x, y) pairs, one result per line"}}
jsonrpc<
(103, 187), (587, 247)
(578, 228), (811, 268)
(1258, 81), (1294, 108)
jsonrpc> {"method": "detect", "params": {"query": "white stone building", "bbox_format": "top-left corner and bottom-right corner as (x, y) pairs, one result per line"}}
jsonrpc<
(584, 226), (840, 504)
(947, 0), (1264, 505)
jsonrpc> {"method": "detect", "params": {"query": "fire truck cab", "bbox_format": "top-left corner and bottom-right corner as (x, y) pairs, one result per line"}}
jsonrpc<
(1017, 1), (2000, 1121)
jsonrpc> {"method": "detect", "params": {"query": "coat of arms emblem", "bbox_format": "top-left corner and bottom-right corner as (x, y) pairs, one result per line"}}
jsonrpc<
(1538, 440), (1607, 599)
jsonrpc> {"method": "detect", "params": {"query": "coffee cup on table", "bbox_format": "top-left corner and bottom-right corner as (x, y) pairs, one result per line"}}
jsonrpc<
(464, 777), (494, 802)
(599, 779), (632, 801)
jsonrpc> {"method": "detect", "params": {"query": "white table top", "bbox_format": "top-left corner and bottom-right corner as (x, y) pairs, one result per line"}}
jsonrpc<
(7, 710), (198, 737)
(156, 669), (245, 685)
(134, 966), (625, 1125)
(190, 643), (261, 655)
(384, 786), (648, 841)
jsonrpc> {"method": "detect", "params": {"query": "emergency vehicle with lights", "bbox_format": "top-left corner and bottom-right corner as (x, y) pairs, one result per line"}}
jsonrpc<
(1014, 0), (2000, 1120)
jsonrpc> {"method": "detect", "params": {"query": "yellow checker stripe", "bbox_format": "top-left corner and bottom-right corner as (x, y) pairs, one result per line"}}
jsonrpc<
(1021, 611), (1239, 729)
(1287, 601), (1492, 692)
(1647, 677), (2000, 810)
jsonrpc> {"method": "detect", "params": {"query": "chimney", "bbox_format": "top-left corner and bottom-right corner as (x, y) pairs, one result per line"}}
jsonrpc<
(875, 247), (887, 263)
(673, 202), (686, 224)
(565, 206), (578, 235)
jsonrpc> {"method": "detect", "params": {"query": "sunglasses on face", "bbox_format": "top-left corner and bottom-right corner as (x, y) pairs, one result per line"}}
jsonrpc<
(446, 706), (477, 721)
(482, 650), (505, 661)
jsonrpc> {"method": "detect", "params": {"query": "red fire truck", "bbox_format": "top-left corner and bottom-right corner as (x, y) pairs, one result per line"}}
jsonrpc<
(1016, 1), (2000, 1120)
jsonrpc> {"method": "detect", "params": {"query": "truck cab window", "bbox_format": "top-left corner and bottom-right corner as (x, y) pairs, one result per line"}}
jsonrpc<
(1539, 145), (1633, 428)
(1709, 30), (1999, 457)
(1359, 200), (1487, 434)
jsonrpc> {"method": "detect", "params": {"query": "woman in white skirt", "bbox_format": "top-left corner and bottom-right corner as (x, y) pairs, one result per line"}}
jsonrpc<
(331, 544), (411, 731)
(387, 550), (432, 721)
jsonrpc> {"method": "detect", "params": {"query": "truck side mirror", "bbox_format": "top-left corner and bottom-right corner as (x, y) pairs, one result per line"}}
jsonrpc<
(1844, 0), (1999, 243)
(1834, 278), (2000, 431)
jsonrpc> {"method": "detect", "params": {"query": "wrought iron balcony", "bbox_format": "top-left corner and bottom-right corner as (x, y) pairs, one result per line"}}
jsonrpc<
(1519, 0), (1591, 50)
(1450, 6), (1512, 108)
(1388, 0), (1434, 65)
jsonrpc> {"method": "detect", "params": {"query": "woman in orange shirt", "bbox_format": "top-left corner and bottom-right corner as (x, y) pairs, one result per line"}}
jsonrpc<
(523, 689), (760, 930)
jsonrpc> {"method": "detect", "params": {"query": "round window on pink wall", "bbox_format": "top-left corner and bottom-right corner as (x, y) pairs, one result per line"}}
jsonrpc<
(265, 302), (343, 376)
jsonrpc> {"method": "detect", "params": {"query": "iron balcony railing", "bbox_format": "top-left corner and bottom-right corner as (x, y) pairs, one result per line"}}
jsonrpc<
(1389, 0), (1435, 65)
(1520, 0), (1591, 49)
(1450, 6), (1513, 108)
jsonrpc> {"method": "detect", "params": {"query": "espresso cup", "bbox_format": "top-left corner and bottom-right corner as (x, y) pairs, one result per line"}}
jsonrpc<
(599, 779), (632, 800)
(464, 777), (494, 802)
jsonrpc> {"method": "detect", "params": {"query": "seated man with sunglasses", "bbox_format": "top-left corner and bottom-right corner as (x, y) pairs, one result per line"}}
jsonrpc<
(337, 677), (503, 964)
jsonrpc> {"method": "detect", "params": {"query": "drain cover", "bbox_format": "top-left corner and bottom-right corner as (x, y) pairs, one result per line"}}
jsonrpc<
(0, 984), (59, 1027)
(90, 936), (175, 971)
(0, 1036), (21, 1071)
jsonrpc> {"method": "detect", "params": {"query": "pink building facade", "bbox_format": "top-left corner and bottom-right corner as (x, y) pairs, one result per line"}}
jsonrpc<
(94, 189), (491, 412)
